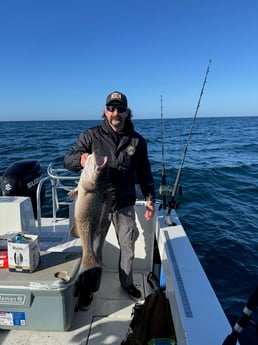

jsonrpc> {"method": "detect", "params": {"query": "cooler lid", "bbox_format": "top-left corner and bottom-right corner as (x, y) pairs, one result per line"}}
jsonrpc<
(0, 251), (82, 289)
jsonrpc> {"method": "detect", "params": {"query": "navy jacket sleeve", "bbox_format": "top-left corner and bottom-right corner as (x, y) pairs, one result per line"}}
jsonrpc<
(64, 130), (92, 172)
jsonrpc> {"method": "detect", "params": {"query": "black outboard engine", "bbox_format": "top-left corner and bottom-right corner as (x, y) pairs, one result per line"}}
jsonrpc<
(0, 160), (45, 218)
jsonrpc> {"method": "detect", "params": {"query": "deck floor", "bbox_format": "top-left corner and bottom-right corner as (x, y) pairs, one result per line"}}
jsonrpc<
(0, 270), (152, 345)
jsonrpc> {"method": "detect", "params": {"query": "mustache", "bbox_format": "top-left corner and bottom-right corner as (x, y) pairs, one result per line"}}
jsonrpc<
(111, 115), (122, 121)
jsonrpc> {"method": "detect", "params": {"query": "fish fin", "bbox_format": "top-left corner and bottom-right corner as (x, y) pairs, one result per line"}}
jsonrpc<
(67, 189), (78, 200)
(70, 224), (80, 238)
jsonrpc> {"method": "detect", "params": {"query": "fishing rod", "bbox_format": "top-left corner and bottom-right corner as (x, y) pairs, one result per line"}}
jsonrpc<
(160, 95), (167, 209)
(166, 59), (212, 214)
(222, 285), (258, 345)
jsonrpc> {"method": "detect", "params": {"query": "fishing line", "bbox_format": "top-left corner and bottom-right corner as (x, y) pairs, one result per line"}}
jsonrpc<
(160, 95), (167, 209)
(167, 59), (212, 213)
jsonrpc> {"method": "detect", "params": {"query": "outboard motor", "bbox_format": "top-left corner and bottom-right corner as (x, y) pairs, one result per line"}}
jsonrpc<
(0, 160), (45, 218)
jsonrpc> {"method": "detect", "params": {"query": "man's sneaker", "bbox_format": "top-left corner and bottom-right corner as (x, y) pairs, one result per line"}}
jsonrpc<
(126, 284), (142, 301)
(79, 292), (93, 311)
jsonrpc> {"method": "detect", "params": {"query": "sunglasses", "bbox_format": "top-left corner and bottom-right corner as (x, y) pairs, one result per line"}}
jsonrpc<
(106, 105), (127, 113)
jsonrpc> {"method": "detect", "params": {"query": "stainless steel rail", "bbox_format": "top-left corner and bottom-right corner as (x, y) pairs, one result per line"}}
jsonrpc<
(36, 163), (79, 230)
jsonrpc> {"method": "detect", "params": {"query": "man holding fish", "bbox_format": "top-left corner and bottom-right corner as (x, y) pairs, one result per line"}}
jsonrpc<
(64, 91), (155, 309)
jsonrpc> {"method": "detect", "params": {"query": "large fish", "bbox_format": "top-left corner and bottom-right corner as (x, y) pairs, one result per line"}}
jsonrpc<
(68, 152), (109, 273)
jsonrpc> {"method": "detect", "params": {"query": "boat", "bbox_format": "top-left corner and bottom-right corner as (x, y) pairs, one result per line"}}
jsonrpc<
(0, 159), (236, 345)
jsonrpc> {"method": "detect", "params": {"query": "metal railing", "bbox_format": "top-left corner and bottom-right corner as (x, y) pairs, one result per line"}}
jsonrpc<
(36, 163), (79, 230)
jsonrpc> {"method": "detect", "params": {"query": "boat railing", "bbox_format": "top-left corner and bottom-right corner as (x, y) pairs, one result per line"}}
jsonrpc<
(36, 163), (79, 230)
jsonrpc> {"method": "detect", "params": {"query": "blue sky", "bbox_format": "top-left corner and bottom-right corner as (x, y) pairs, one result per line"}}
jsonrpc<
(0, 0), (257, 121)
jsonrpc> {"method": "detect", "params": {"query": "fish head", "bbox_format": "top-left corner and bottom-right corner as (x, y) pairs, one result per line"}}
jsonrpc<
(80, 152), (108, 190)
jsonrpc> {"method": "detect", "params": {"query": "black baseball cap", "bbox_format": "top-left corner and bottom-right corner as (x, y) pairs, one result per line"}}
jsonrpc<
(106, 91), (128, 107)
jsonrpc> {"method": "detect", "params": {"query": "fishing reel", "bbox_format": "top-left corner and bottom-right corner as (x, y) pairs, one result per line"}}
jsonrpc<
(159, 185), (181, 211)
(159, 185), (173, 196)
(167, 198), (180, 211)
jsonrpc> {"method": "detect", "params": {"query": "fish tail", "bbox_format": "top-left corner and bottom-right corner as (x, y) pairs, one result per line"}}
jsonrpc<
(81, 253), (102, 271)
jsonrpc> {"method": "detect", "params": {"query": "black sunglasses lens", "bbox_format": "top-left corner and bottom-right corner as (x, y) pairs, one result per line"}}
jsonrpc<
(107, 106), (127, 113)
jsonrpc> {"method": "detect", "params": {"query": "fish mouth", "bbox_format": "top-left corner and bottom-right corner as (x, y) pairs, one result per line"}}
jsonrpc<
(96, 155), (108, 169)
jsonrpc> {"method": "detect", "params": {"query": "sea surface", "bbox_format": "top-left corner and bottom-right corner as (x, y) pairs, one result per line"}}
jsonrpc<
(1, 116), (258, 344)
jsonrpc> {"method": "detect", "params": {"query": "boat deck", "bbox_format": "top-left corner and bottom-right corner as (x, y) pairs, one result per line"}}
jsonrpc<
(0, 269), (152, 345)
(0, 202), (156, 345)
(0, 196), (236, 345)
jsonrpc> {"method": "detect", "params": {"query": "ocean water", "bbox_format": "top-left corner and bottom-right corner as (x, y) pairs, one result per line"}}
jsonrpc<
(1, 116), (258, 344)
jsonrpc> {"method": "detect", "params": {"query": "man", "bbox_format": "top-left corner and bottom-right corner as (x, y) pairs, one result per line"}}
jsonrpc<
(64, 91), (155, 309)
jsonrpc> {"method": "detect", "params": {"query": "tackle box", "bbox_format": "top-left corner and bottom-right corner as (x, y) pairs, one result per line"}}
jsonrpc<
(0, 251), (81, 331)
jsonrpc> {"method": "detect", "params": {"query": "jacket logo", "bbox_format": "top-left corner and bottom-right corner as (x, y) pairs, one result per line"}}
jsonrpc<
(126, 145), (136, 156)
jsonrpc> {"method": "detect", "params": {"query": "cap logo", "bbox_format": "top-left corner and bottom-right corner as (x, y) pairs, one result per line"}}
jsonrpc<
(126, 145), (136, 156)
(111, 92), (122, 100)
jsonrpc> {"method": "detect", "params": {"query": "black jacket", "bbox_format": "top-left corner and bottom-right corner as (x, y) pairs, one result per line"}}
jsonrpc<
(64, 118), (155, 211)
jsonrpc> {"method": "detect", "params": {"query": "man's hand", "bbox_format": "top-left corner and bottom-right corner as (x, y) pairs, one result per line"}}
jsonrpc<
(80, 153), (89, 168)
(145, 201), (155, 221)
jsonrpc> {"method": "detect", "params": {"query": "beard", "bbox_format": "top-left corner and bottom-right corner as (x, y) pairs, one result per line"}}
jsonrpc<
(109, 115), (125, 129)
